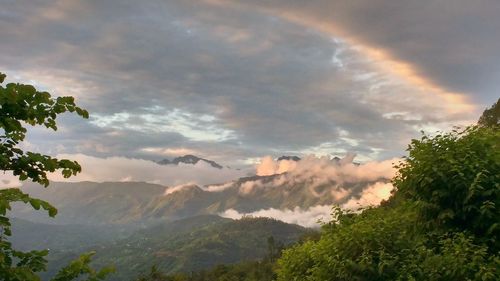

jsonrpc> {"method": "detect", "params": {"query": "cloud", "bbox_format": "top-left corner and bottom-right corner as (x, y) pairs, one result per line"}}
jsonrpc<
(239, 180), (263, 195)
(38, 153), (248, 187)
(256, 156), (298, 176)
(219, 182), (394, 227)
(0, 172), (23, 189)
(148, 153), (396, 199)
(0, 0), (486, 166)
(204, 181), (236, 192)
(164, 183), (198, 195)
(342, 182), (394, 210)
(220, 205), (333, 228)
(225, 154), (396, 227)
(141, 147), (199, 157)
(254, 153), (396, 186)
(232, 154), (397, 226)
(210, 0), (499, 104)
(91, 107), (237, 142)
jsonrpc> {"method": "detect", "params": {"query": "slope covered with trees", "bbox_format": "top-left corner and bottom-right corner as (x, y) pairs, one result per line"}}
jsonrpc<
(70, 216), (307, 281)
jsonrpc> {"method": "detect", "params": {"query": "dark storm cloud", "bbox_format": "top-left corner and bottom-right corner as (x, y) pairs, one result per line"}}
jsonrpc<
(0, 0), (485, 164)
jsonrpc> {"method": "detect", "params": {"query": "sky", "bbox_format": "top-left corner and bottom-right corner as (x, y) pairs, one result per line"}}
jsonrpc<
(1, 0), (498, 168)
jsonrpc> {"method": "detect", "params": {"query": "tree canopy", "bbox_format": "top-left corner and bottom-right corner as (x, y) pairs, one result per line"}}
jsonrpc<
(0, 72), (113, 281)
(478, 97), (500, 128)
(277, 124), (500, 280)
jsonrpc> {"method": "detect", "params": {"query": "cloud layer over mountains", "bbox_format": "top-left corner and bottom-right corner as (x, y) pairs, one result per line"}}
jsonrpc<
(0, 154), (247, 189)
(220, 181), (394, 228)
(220, 181), (394, 227)
(255, 153), (395, 184)
(6, 153), (398, 227)
(220, 154), (396, 226)
(48, 154), (249, 186)
(228, 154), (396, 198)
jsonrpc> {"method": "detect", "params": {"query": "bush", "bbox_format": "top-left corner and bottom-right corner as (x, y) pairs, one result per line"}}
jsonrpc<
(394, 126), (500, 247)
(277, 125), (500, 281)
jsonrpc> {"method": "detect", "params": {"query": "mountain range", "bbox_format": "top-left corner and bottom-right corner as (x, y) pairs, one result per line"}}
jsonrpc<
(9, 154), (389, 279)
(12, 173), (386, 226)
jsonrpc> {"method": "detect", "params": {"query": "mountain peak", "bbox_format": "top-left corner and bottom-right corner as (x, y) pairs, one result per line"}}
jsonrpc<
(277, 155), (301, 162)
(158, 155), (223, 169)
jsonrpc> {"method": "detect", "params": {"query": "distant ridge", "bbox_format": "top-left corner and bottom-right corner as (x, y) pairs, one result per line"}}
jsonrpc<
(158, 154), (223, 169)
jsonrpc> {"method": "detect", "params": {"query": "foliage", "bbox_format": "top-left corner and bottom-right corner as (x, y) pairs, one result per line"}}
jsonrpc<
(0, 73), (87, 187)
(394, 126), (500, 247)
(0, 72), (113, 281)
(398, 232), (499, 281)
(129, 217), (320, 281)
(276, 124), (500, 280)
(50, 252), (114, 281)
(278, 204), (499, 281)
(135, 260), (277, 281)
(478, 97), (500, 127)
(55, 216), (307, 281)
(277, 204), (420, 280)
(133, 234), (290, 281)
(9, 214), (309, 281)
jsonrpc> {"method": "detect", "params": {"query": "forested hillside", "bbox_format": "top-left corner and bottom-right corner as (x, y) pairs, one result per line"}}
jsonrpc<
(12, 216), (309, 281)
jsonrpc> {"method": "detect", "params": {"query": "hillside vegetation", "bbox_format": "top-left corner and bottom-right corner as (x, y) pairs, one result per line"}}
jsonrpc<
(277, 125), (499, 280)
(20, 216), (309, 281)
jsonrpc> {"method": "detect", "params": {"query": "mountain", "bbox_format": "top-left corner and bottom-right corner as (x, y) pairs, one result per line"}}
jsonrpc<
(146, 173), (388, 220)
(99, 216), (307, 280)
(12, 173), (387, 226)
(27, 216), (309, 281)
(12, 181), (166, 225)
(158, 155), (223, 169)
(10, 218), (129, 252)
(277, 155), (301, 161)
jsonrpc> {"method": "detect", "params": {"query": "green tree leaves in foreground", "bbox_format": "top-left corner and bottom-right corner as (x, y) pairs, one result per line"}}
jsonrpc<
(0, 72), (114, 281)
(277, 124), (500, 280)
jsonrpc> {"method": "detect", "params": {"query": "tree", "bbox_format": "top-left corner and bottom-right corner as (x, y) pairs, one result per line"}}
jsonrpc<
(478, 97), (500, 128)
(0, 72), (114, 280)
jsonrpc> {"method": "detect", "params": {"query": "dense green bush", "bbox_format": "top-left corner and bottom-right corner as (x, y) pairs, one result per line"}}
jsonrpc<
(278, 204), (418, 280)
(394, 126), (500, 245)
(276, 125), (500, 281)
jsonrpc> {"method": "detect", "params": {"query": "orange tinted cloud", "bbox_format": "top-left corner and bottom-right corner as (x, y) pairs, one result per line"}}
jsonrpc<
(203, 0), (476, 116)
